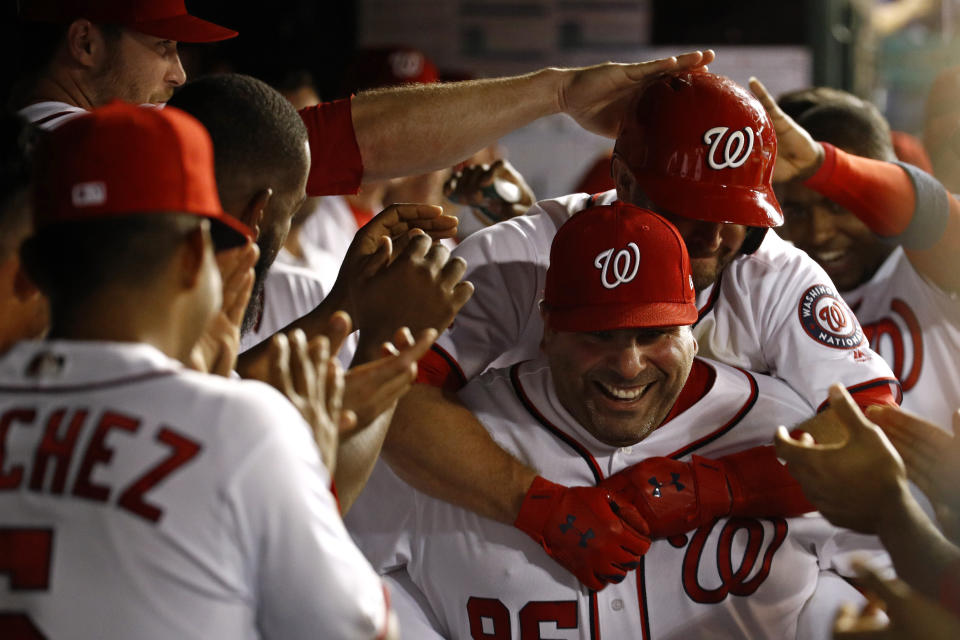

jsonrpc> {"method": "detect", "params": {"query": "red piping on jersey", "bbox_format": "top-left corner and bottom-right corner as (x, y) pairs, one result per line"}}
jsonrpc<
(589, 591), (601, 640)
(637, 556), (652, 640)
(32, 111), (79, 126)
(694, 272), (723, 323)
(510, 363), (605, 484)
(660, 359), (715, 426)
(665, 366), (760, 461)
(375, 581), (392, 640)
(415, 343), (467, 391)
(0, 369), (177, 394)
(815, 377), (902, 413)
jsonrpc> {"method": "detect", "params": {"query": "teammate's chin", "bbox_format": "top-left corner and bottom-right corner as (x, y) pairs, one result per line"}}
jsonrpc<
(581, 382), (669, 447)
(690, 252), (736, 292)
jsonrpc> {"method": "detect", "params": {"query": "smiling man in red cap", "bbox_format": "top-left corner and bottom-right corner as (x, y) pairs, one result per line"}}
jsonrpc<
(350, 202), (884, 639)
(0, 101), (398, 640)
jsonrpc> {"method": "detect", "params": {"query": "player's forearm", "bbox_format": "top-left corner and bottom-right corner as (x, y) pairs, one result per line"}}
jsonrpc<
(335, 408), (395, 514)
(352, 69), (562, 182)
(876, 483), (960, 600)
(806, 144), (960, 292)
(384, 383), (538, 523)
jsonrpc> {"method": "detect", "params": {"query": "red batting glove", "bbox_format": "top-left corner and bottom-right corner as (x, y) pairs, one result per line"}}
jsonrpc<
(601, 446), (814, 539)
(514, 476), (652, 591)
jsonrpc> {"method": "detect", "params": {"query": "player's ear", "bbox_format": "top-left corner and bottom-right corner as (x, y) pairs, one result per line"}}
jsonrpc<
(237, 188), (272, 241)
(12, 261), (42, 304)
(66, 19), (102, 68)
(178, 224), (211, 289)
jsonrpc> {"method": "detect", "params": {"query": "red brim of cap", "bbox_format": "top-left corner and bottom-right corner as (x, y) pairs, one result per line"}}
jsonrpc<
(546, 302), (699, 333)
(133, 15), (238, 43)
(635, 173), (784, 228)
(209, 212), (253, 250)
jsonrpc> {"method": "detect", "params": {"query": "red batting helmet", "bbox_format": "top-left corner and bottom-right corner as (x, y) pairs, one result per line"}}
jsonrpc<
(613, 71), (782, 228)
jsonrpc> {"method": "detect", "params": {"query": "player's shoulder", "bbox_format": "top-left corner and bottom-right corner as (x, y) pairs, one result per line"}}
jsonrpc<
(452, 191), (604, 263)
(723, 230), (836, 309)
(695, 356), (810, 417)
(733, 229), (820, 275)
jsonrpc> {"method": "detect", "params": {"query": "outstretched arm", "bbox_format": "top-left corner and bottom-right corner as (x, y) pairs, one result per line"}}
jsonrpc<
(301, 51), (714, 194)
(750, 76), (960, 294)
(776, 384), (960, 605)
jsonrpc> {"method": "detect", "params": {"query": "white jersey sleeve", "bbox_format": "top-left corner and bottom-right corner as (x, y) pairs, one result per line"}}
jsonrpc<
(226, 386), (390, 640)
(433, 191), (608, 380)
(695, 231), (899, 410)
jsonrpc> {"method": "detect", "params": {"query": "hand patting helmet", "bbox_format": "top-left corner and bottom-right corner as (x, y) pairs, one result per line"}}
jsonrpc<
(613, 71), (783, 228)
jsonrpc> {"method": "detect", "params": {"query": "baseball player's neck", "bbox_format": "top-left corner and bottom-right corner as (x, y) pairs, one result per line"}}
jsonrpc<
(46, 290), (198, 364)
(24, 73), (100, 111)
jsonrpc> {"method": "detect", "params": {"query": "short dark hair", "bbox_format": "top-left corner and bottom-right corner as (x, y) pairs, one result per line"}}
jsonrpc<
(796, 104), (894, 162)
(776, 86), (864, 122)
(0, 113), (39, 260)
(777, 87), (894, 162)
(167, 73), (309, 203)
(20, 214), (201, 307)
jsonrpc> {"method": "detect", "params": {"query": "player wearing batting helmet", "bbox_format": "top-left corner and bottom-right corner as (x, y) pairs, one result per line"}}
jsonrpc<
(366, 70), (899, 593)
(352, 202), (888, 640)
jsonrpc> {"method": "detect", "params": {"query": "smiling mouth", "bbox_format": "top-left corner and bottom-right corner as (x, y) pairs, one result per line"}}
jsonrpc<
(595, 380), (651, 402)
(814, 249), (846, 263)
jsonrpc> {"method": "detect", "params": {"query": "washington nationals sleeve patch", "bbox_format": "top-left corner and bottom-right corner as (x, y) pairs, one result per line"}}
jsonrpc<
(797, 284), (866, 349)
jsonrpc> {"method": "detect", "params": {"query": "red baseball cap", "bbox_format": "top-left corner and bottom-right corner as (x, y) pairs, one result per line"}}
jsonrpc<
(21, 0), (238, 43)
(33, 100), (251, 248)
(341, 47), (439, 95)
(543, 202), (698, 332)
(614, 71), (782, 228)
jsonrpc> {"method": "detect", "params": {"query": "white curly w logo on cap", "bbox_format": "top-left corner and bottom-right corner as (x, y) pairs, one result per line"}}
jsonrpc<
(703, 126), (755, 170)
(594, 243), (640, 289)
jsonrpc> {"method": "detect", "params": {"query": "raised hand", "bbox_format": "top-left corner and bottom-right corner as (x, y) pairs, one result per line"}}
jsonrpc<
(774, 383), (908, 534)
(748, 76), (825, 183)
(444, 159), (535, 225)
(326, 203), (459, 320)
(833, 559), (960, 640)
(189, 241), (258, 376)
(259, 330), (355, 474)
(867, 405), (960, 542)
(559, 50), (715, 138)
(343, 326), (438, 433)
(350, 232), (474, 360)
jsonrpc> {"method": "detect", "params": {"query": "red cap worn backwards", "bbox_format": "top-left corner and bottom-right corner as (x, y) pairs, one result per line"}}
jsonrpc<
(21, 0), (238, 43)
(33, 100), (251, 248)
(543, 202), (698, 332)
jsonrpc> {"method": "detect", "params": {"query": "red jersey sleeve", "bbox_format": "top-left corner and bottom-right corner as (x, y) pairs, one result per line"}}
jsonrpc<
(415, 344), (468, 393)
(299, 98), (364, 196)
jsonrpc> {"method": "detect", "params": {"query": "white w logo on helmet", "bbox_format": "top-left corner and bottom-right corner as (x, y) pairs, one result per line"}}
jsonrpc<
(594, 243), (641, 289)
(703, 126), (755, 170)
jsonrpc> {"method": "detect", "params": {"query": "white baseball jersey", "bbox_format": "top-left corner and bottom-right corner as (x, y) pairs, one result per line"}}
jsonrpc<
(351, 357), (886, 639)
(19, 102), (89, 131)
(0, 340), (388, 640)
(240, 261), (358, 369)
(842, 247), (960, 427)
(299, 195), (361, 266)
(433, 190), (898, 409)
(274, 244), (341, 295)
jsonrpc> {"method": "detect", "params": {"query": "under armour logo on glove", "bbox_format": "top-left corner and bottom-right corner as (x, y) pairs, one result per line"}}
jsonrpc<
(594, 243), (640, 289)
(514, 477), (652, 591)
(648, 473), (685, 498)
(558, 515), (596, 548)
